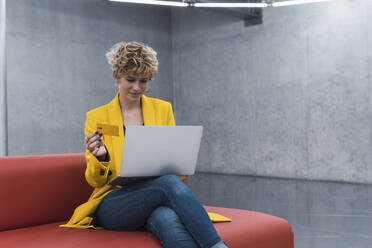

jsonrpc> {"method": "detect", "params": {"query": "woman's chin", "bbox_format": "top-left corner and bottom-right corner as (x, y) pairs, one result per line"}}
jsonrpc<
(128, 93), (141, 99)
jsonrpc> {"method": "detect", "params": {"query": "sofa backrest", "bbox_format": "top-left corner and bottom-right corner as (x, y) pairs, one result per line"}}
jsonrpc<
(0, 153), (92, 231)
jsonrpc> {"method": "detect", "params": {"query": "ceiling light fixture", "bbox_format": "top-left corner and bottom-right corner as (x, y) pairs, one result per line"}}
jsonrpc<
(109, 0), (188, 7)
(193, 2), (269, 8)
(272, 0), (332, 7)
(109, 0), (333, 8)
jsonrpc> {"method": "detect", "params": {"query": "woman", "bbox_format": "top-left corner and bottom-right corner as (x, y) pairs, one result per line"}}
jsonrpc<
(60, 41), (229, 248)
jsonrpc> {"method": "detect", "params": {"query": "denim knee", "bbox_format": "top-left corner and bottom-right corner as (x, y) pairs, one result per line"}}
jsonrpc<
(157, 174), (181, 186)
(146, 206), (178, 230)
(146, 206), (181, 241)
(157, 175), (191, 199)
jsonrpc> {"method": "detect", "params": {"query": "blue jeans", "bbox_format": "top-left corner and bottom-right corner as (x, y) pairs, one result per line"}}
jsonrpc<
(93, 175), (224, 248)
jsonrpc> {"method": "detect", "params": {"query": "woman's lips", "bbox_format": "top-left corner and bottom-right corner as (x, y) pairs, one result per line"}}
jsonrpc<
(129, 92), (141, 97)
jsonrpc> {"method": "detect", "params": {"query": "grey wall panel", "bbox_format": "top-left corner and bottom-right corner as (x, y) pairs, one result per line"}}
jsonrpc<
(0, 0), (6, 156)
(303, 2), (370, 183)
(7, 0), (172, 155)
(368, 1), (372, 183)
(172, 1), (372, 183)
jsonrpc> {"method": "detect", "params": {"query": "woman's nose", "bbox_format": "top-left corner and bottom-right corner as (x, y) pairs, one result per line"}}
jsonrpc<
(132, 81), (141, 90)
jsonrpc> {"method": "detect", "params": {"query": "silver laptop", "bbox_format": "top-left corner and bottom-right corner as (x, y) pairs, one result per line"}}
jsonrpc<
(109, 126), (203, 186)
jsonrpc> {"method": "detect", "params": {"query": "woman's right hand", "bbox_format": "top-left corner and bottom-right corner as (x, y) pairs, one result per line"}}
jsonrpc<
(85, 131), (107, 159)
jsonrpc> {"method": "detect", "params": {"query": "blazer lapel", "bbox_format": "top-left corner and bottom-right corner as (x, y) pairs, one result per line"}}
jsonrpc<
(106, 92), (124, 175)
(141, 95), (157, 125)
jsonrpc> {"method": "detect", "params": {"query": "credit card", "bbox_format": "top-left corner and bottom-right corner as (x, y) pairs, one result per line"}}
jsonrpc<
(96, 123), (119, 136)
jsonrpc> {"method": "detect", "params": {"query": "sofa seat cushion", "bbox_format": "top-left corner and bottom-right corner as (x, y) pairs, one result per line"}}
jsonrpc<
(0, 221), (162, 248)
(0, 206), (293, 248)
(205, 206), (293, 248)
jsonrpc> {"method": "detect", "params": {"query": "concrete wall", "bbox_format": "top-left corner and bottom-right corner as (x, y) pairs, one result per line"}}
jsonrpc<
(172, 0), (372, 183)
(6, 0), (173, 156)
(0, 0), (6, 156)
(5, 0), (372, 184)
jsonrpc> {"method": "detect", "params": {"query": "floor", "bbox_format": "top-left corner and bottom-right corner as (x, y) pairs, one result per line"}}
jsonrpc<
(187, 172), (372, 248)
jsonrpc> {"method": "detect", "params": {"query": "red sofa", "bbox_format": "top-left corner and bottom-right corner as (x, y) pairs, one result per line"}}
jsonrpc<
(0, 153), (294, 248)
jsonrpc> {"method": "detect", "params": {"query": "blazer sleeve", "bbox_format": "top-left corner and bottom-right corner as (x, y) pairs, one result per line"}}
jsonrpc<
(167, 103), (176, 126)
(84, 112), (111, 188)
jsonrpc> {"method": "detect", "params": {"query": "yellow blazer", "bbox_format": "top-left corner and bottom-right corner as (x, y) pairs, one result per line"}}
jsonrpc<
(60, 92), (230, 229)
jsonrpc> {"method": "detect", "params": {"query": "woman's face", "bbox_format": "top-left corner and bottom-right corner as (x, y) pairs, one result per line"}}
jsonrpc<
(114, 73), (149, 102)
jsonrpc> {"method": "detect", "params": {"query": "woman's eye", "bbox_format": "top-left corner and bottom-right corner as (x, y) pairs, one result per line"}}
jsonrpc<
(126, 78), (147, 83)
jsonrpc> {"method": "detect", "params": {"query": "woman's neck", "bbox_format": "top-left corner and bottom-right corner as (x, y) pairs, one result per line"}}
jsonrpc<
(118, 92), (141, 111)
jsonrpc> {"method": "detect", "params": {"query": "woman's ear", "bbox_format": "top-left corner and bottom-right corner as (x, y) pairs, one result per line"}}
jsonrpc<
(114, 70), (124, 82)
(113, 70), (118, 82)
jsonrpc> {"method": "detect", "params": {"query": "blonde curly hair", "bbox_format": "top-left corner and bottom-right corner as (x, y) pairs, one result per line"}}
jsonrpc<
(106, 41), (158, 80)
